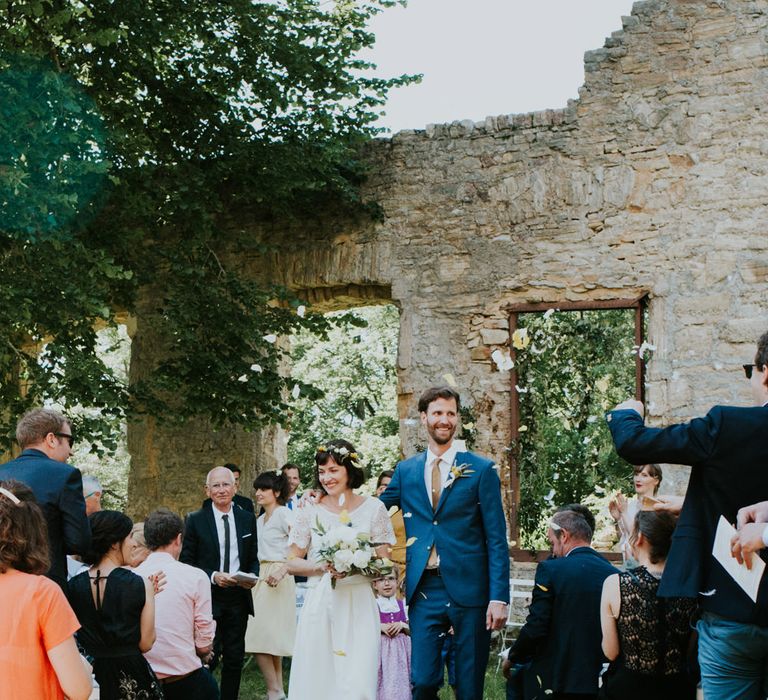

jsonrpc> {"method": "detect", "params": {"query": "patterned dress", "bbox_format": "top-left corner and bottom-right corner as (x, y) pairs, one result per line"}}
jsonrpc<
(599, 566), (698, 699)
(68, 568), (163, 700)
(376, 596), (411, 700)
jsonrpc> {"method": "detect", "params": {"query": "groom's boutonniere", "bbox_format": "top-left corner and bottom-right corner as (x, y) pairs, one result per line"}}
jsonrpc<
(445, 463), (475, 489)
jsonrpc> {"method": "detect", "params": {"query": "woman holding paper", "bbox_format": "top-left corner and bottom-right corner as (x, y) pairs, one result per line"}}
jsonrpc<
(599, 510), (698, 699)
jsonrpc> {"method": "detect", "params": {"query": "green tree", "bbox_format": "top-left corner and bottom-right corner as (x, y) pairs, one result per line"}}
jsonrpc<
(0, 0), (414, 450)
(287, 304), (400, 487)
(512, 309), (644, 549)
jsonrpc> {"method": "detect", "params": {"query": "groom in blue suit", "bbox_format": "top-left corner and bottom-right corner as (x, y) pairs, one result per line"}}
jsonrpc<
(380, 386), (510, 700)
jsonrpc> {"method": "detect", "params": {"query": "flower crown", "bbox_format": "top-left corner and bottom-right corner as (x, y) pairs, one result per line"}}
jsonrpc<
(316, 444), (361, 469)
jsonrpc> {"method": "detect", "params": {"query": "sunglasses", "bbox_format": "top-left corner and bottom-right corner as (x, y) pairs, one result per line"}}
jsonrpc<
(54, 432), (75, 447)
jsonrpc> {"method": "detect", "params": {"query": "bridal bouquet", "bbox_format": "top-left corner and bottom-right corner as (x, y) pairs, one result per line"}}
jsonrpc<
(314, 513), (393, 588)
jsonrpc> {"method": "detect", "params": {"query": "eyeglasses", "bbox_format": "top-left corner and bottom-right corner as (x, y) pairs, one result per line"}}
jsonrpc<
(54, 432), (75, 447)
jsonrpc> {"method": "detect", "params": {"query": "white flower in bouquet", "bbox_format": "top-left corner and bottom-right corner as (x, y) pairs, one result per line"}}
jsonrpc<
(352, 548), (373, 568)
(333, 549), (355, 572)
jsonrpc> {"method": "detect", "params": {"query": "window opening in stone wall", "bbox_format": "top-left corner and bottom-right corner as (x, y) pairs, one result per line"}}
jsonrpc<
(287, 304), (400, 490)
(69, 323), (131, 511)
(508, 299), (646, 557)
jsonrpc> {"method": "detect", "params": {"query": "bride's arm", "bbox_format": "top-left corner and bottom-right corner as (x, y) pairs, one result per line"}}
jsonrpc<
(285, 544), (327, 577)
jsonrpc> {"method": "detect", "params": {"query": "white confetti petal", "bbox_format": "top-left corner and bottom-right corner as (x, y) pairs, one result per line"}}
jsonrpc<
(338, 493), (345, 507)
(237, 375), (248, 383)
(700, 589), (716, 596)
(291, 384), (300, 399)
(442, 373), (458, 388)
(491, 349), (514, 372)
(402, 512), (412, 518)
(263, 334), (277, 343)
(297, 305), (306, 318)
(250, 363), (263, 373)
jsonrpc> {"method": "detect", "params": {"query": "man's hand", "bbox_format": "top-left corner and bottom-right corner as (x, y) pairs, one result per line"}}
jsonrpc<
(486, 601), (508, 631)
(731, 523), (767, 570)
(501, 657), (512, 680)
(652, 495), (684, 516)
(737, 501), (768, 528)
(238, 577), (257, 590)
(613, 399), (645, 417)
(213, 572), (238, 587)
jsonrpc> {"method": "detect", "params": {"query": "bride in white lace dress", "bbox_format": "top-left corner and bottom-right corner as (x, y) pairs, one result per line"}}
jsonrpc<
(286, 440), (395, 700)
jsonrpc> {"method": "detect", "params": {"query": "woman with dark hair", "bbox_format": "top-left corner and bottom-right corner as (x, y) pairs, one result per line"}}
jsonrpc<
(67, 510), (163, 699)
(287, 440), (395, 700)
(0, 480), (92, 700)
(599, 510), (698, 699)
(609, 464), (663, 562)
(244, 470), (296, 700)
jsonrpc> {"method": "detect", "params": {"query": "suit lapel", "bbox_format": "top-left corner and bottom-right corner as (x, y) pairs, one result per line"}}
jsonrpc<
(204, 504), (220, 553)
(410, 452), (432, 515)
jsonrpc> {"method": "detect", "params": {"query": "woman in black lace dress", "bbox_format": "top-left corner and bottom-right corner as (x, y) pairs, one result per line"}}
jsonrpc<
(599, 510), (698, 699)
(67, 511), (164, 700)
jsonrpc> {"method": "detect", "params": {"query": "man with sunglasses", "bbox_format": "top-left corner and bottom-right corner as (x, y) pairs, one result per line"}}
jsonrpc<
(0, 407), (90, 589)
(606, 330), (768, 700)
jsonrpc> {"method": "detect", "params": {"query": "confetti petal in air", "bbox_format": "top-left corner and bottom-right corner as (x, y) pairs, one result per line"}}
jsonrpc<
(237, 375), (248, 382)
(442, 373), (458, 388)
(512, 328), (531, 350)
(333, 650), (346, 656)
(405, 537), (418, 547)
(263, 334), (277, 343)
(700, 589), (716, 596)
(297, 305), (306, 318)
(250, 363), (263, 373)
(291, 384), (301, 399)
(338, 493), (346, 507)
(536, 584), (549, 592)
(491, 349), (514, 372)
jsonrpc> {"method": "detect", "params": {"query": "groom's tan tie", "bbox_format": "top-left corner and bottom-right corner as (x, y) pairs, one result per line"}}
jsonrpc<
(431, 458), (442, 510)
(427, 458), (442, 568)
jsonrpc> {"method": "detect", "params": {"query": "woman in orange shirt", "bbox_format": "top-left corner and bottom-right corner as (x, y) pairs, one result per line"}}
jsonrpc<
(0, 479), (92, 700)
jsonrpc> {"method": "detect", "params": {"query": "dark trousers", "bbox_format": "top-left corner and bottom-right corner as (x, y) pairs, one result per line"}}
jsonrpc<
(162, 667), (220, 700)
(213, 591), (250, 700)
(409, 573), (490, 700)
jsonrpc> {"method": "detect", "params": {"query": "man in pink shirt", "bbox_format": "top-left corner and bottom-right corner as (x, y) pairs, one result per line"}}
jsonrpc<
(135, 508), (219, 700)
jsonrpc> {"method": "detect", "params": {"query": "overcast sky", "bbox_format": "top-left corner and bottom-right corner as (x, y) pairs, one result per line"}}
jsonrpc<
(364, 0), (637, 133)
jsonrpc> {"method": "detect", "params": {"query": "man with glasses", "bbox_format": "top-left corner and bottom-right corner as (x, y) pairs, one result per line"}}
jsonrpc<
(0, 407), (90, 589)
(181, 466), (259, 700)
(606, 330), (768, 700)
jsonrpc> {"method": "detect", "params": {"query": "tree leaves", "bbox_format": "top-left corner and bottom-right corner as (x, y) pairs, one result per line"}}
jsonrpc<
(0, 0), (414, 452)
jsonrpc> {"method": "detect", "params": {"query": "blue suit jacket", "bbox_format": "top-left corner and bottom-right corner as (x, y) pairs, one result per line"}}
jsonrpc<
(509, 547), (618, 695)
(380, 450), (509, 607)
(0, 448), (90, 588)
(608, 405), (768, 625)
(180, 502), (259, 615)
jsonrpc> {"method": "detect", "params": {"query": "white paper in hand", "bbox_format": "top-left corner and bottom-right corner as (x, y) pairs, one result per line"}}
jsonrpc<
(712, 515), (765, 603)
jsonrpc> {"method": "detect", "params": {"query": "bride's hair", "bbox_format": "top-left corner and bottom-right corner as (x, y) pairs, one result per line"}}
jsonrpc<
(315, 439), (365, 492)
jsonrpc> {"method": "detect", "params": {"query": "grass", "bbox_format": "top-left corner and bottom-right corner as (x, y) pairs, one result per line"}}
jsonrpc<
(230, 648), (509, 699)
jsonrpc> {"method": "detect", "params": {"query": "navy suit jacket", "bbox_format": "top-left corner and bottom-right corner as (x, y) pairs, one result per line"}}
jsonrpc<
(509, 547), (618, 695)
(0, 448), (90, 588)
(608, 405), (768, 625)
(379, 450), (509, 607)
(180, 502), (259, 615)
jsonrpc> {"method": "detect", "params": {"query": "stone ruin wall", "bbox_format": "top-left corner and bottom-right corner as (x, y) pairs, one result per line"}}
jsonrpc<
(128, 0), (768, 591)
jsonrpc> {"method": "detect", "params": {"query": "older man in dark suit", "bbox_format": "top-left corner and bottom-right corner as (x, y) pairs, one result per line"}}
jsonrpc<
(606, 329), (768, 700)
(503, 509), (617, 700)
(0, 408), (90, 588)
(181, 466), (259, 700)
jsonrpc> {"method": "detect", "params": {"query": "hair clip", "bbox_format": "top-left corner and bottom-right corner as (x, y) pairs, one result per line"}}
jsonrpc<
(0, 487), (21, 505)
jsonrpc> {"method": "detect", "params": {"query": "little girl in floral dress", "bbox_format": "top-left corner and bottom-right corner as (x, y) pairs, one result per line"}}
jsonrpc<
(374, 569), (411, 700)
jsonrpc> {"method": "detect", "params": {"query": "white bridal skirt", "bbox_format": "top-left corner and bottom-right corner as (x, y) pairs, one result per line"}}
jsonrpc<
(288, 573), (380, 700)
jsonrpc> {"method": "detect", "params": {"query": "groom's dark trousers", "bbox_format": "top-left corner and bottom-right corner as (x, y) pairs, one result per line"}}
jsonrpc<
(409, 572), (490, 699)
